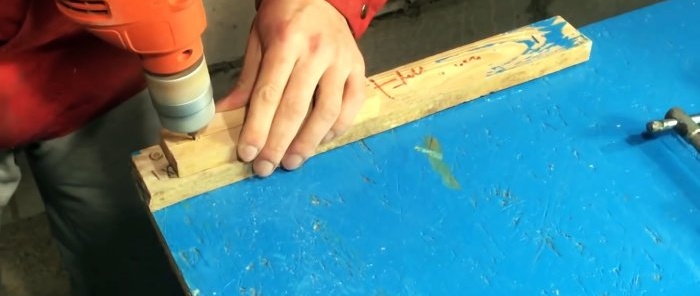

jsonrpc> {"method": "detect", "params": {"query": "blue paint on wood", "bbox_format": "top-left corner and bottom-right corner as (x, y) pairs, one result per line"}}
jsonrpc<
(534, 17), (578, 50)
(489, 17), (591, 76)
(154, 1), (700, 295)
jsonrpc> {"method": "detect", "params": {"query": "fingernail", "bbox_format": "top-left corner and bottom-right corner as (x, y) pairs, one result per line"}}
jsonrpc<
(238, 144), (259, 162)
(254, 160), (276, 177)
(323, 131), (336, 143)
(282, 154), (305, 170)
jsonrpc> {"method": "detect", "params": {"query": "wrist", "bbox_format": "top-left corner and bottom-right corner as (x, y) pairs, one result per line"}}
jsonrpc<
(324, 0), (387, 39)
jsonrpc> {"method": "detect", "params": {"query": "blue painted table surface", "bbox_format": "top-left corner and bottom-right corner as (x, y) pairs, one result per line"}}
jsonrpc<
(153, 1), (700, 295)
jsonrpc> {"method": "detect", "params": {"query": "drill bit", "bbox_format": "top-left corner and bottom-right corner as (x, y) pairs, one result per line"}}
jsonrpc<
(646, 113), (700, 134)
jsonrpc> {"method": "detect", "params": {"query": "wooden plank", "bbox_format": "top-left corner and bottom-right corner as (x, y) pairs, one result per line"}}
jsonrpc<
(133, 16), (593, 211)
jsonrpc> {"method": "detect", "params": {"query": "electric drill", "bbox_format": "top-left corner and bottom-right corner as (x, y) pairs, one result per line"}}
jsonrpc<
(55, 0), (214, 136)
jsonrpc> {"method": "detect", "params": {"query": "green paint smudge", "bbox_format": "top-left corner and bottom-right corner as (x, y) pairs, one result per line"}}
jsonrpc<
(415, 136), (461, 190)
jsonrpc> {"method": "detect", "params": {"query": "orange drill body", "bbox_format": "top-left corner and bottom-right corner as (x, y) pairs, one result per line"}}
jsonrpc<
(56, 0), (216, 134)
(56, 0), (207, 75)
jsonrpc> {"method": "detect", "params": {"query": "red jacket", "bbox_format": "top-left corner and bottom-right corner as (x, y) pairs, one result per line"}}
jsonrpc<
(0, 0), (386, 149)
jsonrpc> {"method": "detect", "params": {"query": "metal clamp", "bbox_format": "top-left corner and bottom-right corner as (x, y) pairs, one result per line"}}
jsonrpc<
(644, 107), (700, 152)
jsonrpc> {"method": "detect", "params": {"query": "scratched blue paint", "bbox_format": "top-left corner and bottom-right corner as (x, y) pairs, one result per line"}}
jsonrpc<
(492, 17), (585, 75)
(155, 1), (700, 295)
(533, 16), (578, 50)
(444, 16), (577, 71)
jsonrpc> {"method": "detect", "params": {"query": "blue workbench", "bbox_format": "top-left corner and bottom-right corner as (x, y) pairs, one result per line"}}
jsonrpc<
(153, 1), (700, 294)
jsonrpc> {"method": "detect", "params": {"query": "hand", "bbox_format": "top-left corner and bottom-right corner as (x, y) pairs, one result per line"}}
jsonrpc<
(216, 0), (366, 177)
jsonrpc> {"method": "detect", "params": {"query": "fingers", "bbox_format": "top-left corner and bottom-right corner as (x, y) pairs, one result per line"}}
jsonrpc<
(281, 65), (347, 170)
(237, 45), (299, 166)
(232, 0), (366, 177)
(254, 55), (329, 176)
(332, 63), (366, 136)
(216, 26), (262, 112)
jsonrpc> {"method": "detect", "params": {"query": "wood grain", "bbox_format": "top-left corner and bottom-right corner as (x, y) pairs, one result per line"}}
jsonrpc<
(133, 16), (593, 211)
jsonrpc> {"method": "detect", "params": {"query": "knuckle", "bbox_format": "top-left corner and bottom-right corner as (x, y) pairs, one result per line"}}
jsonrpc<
(275, 22), (302, 44)
(307, 33), (323, 55)
(254, 84), (281, 106)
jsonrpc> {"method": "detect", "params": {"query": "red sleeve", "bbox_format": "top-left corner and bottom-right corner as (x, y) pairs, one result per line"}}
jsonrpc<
(324, 0), (388, 39)
(255, 0), (387, 39)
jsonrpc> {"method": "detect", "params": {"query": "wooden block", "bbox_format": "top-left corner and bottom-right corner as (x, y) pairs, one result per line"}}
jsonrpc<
(159, 108), (246, 177)
(133, 16), (593, 211)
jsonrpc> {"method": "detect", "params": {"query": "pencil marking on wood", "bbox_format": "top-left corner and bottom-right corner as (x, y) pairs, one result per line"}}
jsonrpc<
(453, 55), (482, 67)
(370, 66), (425, 98)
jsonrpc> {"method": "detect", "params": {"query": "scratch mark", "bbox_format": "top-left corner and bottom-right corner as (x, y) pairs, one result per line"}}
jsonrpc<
(470, 196), (478, 208)
(540, 198), (551, 227)
(223, 279), (236, 291)
(574, 275), (589, 294)
(359, 140), (373, 153)
(511, 215), (522, 228)
(612, 264), (621, 276)
(630, 273), (641, 290)
(245, 262), (255, 272)
(644, 226), (663, 244)
(434, 55), (454, 63)
(260, 257), (271, 268)
(415, 136), (461, 190)
(178, 248), (201, 267)
(545, 235), (561, 257)
(414, 146), (443, 160)
(481, 274), (491, 286)
(309, 195), (331, 207)
(572, 149), (581, 160)
(310, 195), (321, 206)
(312, 219), (323, 232)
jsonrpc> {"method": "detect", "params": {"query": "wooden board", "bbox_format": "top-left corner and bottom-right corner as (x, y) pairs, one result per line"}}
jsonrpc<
(132, 16), (593, 211)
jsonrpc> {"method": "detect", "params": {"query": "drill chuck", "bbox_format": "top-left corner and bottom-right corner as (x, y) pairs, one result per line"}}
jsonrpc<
(145, 57), (215, 134)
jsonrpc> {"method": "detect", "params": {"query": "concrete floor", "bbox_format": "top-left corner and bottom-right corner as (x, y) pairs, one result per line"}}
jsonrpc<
(1, 0), (659, 295)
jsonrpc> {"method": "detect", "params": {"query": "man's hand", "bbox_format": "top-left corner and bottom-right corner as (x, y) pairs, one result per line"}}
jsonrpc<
(216, 0), (366, 177)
